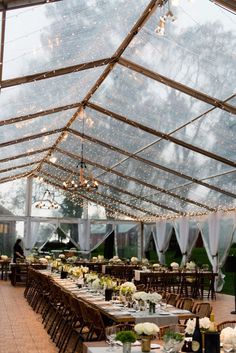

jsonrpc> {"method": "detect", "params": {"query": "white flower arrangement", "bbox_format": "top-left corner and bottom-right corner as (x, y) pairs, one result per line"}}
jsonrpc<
(39, 258), (48, 264)
(153, 263), (161, 268)
(186, 261), (196, 270)
(133, 291), (149, 301)
(92, 256), (97, 261)
(170, 262), (179, 269)
(59, 254), (65, 259)
(85, 273), (98, 283)
(109, 255), (122, 263)
(120, 281), (136, 294)
(146, 292), (162, 303)
(1, 255), (8, 261)
(91, 278), (101, 290)
(71, 266), (82, 277)
(142, 258), (149, 265)
(221, 327), (236, 344)
(185, 317), (211, 335)
(81, 266), (89, 273)
(98, 255), (104, 261)
(134, 322), (159, 336)
(131, 256), (138, 264)
(44, 255), (51, 260)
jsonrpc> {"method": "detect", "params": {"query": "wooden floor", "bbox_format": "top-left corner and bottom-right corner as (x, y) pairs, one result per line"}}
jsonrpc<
(0, 280), (236, 352)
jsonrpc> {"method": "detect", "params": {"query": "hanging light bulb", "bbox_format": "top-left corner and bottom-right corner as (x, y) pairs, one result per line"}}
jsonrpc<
(155, 15), (166, 35)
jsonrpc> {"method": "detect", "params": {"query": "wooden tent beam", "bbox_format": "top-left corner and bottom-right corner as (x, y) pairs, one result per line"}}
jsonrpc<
(0, 57), (114, 89)
(0, 147), (49, 164)
(118, 58), (236, 115)
(0, 160), (38, 174)
(87, 102), (236, 169)
(0, 102), (81, 127)
(0, 0), (62, 11)
(69, 128), (236, 201)
(55, 147), (214, 211)
(0, 128), (63, 148)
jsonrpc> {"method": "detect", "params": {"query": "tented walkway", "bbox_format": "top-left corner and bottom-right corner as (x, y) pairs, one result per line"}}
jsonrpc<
(0, 281), (57, 353)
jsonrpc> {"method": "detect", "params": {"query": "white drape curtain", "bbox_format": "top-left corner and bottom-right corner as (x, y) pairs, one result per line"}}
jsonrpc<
(78, 219), (91, 252)
(154, 220), (173, 264)
(174, 217), (199, 265)
(198, 211), (235, 291)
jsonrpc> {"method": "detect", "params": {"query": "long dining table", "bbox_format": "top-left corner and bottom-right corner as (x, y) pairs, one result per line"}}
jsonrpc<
(37, 270), (196, 326)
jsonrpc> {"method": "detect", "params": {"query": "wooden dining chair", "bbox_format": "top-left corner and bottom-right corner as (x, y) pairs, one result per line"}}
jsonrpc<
(217, 320), (236, 332)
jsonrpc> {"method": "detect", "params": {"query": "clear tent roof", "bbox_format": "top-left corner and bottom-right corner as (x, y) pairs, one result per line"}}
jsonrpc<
(0, 0), (235, 222)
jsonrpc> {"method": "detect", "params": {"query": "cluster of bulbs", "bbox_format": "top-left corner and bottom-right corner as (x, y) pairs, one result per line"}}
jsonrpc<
(155, 9), (176, 35)
(63, 162), (98, 192)
(34, 189), (60, 209)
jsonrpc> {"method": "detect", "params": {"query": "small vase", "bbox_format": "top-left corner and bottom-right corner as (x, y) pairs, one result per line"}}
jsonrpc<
(149, 302), (156, 314)
(123, 342), (131, 353)
(141, 337), (151, 352)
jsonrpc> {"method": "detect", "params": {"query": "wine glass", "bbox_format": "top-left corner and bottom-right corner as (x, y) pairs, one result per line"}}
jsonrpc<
(105, 326), (117, 351)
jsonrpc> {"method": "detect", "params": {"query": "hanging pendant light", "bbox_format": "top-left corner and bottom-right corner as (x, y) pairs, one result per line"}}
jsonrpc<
(34, 189), (60, 209)
(63, 107), (98, 192)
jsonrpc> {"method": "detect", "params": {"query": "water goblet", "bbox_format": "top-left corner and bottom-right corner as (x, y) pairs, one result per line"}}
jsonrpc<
(105, 326), (117, 351)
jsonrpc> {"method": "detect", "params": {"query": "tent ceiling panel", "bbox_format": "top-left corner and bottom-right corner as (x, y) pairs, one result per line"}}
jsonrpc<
(3, 0), (149, 79)
(0, 132), (60, 160)
(59, 132), (127, 169)
(123, 0), (236, 100)
(173, 108), (236, 162)
(0, 151), (47, 172)
(0, 108), (77, 144)
(113, 157), (188, 191)
(144, 191), (208, 214)
(50, 150), (102, 178)
(91, 65), (212, 135)
(71, 107), (158, 154)
(0, 164), (37, 180)
(172, 184), (236, 210)
(138, 139), (234, 180)
(0, 66), (105, 121)
(194, 171), (236, 196)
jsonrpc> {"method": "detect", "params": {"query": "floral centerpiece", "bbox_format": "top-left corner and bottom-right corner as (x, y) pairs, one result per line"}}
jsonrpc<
(134, 323), (159, 352)
(185, 317), (211, 335)
(131, 256), (139, 264)
(116, 330), (137, 353)
(39, 257), (48, 265)
(98, 255), (104, 262)
(120, 282), (136, 295)
(186, 261), (196, 271)
(109, 255), (122, 263)
(142, 258), (149, 265)
(84, 273), (99, 287)
(153, 263), (161, 270)
(170, 262), (179, 270)
(220, 327), (236, 345)
(1, 255), (8, 261)
(92, 256), (97, 262)
(163, 330), (184, 353)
